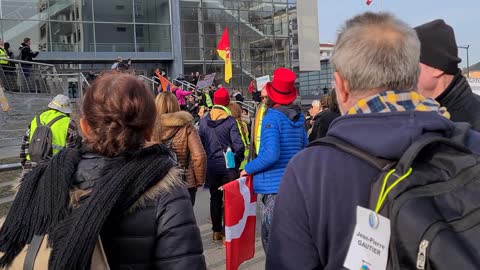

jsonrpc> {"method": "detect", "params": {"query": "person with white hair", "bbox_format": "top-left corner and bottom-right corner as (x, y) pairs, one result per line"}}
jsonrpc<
(266, 12), (480, 269)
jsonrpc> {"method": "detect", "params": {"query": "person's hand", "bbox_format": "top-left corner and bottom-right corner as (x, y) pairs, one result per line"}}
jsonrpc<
(240, 170), (248, 177)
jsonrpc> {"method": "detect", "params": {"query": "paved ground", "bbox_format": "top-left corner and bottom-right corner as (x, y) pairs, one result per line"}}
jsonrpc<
(0, 145), (19, 160)
(194, 188), (265, 270)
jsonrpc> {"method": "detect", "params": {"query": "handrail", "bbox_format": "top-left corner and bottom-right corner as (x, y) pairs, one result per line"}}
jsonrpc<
(138, 75), (159, 84)
(0, 58), (55, 67)
(232, 100), (256, 112)
(56, 73), (91, 88)
(79, 73), (91, 87)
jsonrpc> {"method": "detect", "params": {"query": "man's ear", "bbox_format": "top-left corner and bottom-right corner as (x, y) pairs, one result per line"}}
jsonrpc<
(79, 118), (91, 140)
(334, 72), (349, 104)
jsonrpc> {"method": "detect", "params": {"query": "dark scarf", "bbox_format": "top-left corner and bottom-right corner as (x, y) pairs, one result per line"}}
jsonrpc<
(0, 144), (176, 269)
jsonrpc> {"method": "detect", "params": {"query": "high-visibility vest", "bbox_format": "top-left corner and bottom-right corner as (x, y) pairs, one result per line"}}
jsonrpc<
(0, 48), (8, 65)
(237, 120), (250, 170)
(27, 110), (70, 161)
(254, 103), (267, 154)
(204, 93), (213, 108)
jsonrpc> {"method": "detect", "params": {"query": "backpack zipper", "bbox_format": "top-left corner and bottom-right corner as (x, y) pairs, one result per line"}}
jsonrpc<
(415, 207), (480, 270)
(416, 240), (429, 270)
(387, 163), (480, 269)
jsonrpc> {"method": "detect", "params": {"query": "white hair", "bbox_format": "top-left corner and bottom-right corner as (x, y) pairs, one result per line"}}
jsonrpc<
(311, 100), (320, 108)
(331, 12), (420, 92)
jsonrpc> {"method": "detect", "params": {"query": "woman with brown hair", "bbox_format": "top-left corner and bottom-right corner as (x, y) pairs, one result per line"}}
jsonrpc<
(152, 92), (207, 205)
(228, 102), (250, 170)
(0, 73), (206, 269)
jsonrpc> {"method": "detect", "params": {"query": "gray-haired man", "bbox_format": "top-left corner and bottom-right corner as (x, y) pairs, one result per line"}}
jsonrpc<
(266, 12), (479, 269)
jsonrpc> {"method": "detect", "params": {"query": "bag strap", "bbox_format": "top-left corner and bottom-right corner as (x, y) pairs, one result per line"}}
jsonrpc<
(308, 136), (395, 171)
(23, 235), (44, 270)
(395, 136), (471, 174)
(210, 122), (230, 151)
(46, 114), (67, 128)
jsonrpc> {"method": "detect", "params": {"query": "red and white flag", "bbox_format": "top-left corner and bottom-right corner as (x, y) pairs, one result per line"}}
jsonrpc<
(223, 176), (257, 270)
(366, 0), (373, 5)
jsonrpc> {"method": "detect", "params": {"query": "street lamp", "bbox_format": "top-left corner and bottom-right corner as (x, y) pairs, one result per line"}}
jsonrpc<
(458, 45), (470, 78)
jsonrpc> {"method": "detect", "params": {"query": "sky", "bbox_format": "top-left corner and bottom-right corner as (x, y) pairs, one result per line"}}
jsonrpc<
(317, 0), (480, 68)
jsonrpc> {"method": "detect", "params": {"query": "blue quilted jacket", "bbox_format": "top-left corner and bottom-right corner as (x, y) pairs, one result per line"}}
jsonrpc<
(245, 105), (308, 194)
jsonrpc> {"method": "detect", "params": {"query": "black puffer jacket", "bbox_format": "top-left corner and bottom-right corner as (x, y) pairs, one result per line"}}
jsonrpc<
(436, 70), (480, 131)
(74, 153), (206, 270)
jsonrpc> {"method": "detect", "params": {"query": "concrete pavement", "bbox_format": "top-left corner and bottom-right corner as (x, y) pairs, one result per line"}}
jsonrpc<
(0, 145), (19, 160)
(194, 188), (266, 270)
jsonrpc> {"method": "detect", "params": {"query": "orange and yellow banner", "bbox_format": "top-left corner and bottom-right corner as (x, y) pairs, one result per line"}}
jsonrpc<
(217, 28), (232, 84)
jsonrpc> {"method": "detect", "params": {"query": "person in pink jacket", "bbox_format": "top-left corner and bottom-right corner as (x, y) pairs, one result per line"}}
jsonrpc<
(174, 87), (192, 110)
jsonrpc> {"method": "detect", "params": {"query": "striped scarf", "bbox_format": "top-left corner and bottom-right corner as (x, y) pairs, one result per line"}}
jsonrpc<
(347, 90), (450, 119)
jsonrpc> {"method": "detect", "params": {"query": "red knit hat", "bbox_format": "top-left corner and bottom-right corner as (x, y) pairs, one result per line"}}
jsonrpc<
(213, 87), (230, 106)
(266, 68), (298, 105)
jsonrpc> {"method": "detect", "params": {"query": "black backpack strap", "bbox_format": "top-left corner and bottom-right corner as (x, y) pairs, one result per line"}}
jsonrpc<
(46, 114), (67, 127)
(35, 115), (41, 127)
(23, 234), (44, 270)
(308, 136), (395, 171)
(396, 136), (471, 174)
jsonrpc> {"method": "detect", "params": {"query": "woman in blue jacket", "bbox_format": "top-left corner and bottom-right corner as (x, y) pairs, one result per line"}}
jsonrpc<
(241, 68), (308, 250)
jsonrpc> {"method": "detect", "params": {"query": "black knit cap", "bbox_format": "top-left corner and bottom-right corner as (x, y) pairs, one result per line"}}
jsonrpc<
(414, 19), (461, 75)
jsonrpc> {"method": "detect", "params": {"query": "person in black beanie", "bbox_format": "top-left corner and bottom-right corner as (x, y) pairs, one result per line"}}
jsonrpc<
(415, 19), (480, 131)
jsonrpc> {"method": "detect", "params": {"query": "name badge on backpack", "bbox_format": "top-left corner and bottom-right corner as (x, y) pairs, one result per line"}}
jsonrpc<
(344, 206), (390, 270)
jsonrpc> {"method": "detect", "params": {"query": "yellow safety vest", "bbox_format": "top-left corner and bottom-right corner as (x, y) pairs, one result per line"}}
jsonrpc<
(27, 110), (70, 161)
(0, 48), (8, 65)
(237, 120), (250, 170)
(205, 93), (213, 108)
(254, 103), (267, 154)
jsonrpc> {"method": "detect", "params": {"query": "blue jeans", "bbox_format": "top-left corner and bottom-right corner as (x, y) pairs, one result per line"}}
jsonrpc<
(261, 194), (277, 252)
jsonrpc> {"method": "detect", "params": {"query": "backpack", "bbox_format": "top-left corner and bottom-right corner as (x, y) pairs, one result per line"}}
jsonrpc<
(0, 189), (110, 270)
(29, 114), (66, 163)
(309, 134), (480, 270)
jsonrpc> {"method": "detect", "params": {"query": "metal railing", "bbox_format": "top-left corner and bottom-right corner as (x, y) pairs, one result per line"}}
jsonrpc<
(56, 73), (90, 98)
(0, 58), (63, 95)
(232, 100), (257, 115)
(138, 75), (159, 94)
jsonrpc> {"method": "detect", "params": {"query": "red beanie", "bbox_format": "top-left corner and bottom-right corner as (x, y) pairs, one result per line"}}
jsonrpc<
(213, 87), (230, 106)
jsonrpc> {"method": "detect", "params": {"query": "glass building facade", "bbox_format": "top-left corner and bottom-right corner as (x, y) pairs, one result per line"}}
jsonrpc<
(0, 0), (300, 90)
(299, 59), (333, 97)
(180, 0), (298, 89)
(0, 0), (172, 56)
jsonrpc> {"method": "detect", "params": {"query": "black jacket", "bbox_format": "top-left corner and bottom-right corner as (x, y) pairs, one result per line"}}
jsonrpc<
(19, 43), (39, 62)
(436, 70), (480, 131)
(252, 91), (262, 103)
(75, 153), (206, 270)
(308, 109), (341, 141)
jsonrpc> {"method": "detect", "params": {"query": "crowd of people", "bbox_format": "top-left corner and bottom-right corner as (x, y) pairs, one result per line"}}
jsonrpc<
(2, 11), (480, 270)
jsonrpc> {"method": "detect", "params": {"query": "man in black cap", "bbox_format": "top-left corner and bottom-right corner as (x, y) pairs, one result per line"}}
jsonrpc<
(415, 19), (480, 130)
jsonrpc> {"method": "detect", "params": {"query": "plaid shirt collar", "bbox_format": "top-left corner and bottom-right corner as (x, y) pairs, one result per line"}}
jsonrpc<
(347, 90), (450, 119)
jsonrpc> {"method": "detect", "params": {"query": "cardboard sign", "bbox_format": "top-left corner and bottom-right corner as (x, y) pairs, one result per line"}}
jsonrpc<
(197, 73), (216, 89)
(256, 75), (270, 91)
